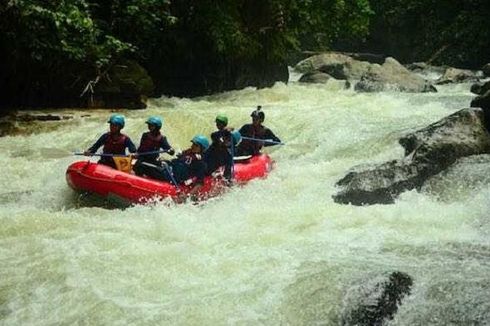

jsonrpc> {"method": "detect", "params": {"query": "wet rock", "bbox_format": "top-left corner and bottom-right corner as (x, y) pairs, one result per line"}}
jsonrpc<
(295, 52), (371, 80)
(295, 52), (353, 74)
(482, 63), (490, 77)
(299, 72), (331, 84)
(471, 88), (490, 111)
(355, 58), (436, 93)
(405, 62), (447, 74)
(333, 108), (490, 205)
(435, 67), (479, 85)
(318, 60), (372, 80)
(15, 113), (73, 122)
(341, 271), (413, 326)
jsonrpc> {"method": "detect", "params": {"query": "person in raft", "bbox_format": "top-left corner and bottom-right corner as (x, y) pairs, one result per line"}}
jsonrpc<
(133, 116), (175, 176)
(204, 114), (242, 182)
(84, 114), (136, 168)
(235, 106), (281, 156)
(141, 135), (209, 197)
(204, 114), (233, 179)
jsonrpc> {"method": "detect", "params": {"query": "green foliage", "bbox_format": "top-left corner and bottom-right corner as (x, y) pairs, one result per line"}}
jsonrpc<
(288, 0), (373, 51)
(369, 0), (490, 67)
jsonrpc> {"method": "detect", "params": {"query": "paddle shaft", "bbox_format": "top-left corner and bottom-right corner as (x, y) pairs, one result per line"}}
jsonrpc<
(74, 149), (168, 158)
(240, 136), (285, 145)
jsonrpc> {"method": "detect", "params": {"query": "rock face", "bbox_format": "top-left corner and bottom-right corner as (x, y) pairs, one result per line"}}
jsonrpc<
(354, 58), (437, 93)
(91, 59), (155, 110)
(333, 108), (490, 205)
(482, 63), (490, 77)
(341, 271), (413, 326)
(435, 67), (479, 84)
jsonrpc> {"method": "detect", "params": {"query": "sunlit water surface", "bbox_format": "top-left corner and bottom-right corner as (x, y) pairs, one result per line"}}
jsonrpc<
(1, 78), (489, 325)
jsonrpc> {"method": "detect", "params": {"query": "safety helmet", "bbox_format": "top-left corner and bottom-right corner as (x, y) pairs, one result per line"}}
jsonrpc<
(191, 135), (210, 151)
(231, 130), (242, 146)
(107, 114), (125, 128)
(145, 116), (163, 129)
(250, 105), (265, 121)
(215, 114), (228, 126)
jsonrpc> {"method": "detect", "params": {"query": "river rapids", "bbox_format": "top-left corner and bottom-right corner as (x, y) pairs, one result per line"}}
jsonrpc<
(1, 74), (489, 325)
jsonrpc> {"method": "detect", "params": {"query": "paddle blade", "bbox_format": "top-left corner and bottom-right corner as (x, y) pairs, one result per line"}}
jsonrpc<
(113, 157), (133, 173)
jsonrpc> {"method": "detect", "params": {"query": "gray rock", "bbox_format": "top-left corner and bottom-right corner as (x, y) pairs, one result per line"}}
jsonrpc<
(294, 52), (353, 74)
(319, 60), (371, 80)
(435, 67), (479, 85)
(333, 108), (490, 205)
(355, 58), (436, 93)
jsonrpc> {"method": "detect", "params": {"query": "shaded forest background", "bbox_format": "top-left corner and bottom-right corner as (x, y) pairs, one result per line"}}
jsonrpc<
(1, 0), (489, 109)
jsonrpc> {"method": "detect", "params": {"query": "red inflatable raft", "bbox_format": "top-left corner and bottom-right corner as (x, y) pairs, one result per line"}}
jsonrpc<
(66, 154), (273, 204)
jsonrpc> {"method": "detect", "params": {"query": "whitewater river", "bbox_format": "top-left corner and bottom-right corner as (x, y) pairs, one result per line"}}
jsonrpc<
(1, 75), (489, 325)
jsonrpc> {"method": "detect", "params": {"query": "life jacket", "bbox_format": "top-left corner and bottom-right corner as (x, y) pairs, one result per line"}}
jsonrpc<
(171, 149), (204, 183)
(138, 131), (163, 153)
(102, 132), (128, 155)
(179, 149), (202, 166)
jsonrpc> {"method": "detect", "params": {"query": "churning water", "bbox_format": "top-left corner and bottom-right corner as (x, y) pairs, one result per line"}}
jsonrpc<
(1, 77), (489, 325)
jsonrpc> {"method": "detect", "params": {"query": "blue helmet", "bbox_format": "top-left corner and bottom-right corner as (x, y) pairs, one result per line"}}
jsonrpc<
(191, 135), (210, 151)
(146, 116), (163, 129)
(108, 114), (125, 128)
(231, 130), (241, 146)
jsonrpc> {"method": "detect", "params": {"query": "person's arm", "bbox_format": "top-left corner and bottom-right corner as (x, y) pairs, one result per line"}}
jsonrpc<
(136, 134), (146, 153)
(161, 136), (175, 155)
(126, 137), (137, 153)
(263, 128), (281, 147)
(84, 133), (107, 155)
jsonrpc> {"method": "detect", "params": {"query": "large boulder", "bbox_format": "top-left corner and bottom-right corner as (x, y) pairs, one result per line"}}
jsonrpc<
(294, 52), (353, 74)
(91, 59), (154, 109)
(333, 108), (490, 205)
(355, 58), (437, 93)
(295, 52), (371, 80)
(435, 67), (479, 85)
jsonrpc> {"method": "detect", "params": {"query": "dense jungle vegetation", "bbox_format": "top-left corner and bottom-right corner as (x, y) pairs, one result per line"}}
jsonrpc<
(0, 0), (489, 108)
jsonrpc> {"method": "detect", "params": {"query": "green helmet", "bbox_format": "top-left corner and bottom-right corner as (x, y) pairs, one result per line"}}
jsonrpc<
(107, 114), (125, 128)
(191, 135), (210, 151)
(215, 114), (228, 126)
(146, 116), (163, 129)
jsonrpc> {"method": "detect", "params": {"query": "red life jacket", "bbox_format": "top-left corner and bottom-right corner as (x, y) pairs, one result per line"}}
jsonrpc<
(138, 131), (163, 152)
(103, 132), (128, 154)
